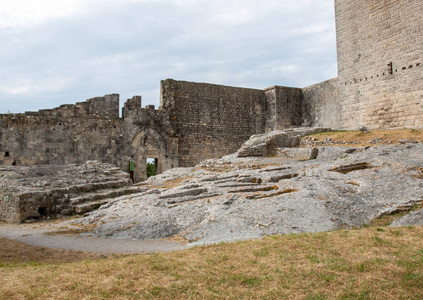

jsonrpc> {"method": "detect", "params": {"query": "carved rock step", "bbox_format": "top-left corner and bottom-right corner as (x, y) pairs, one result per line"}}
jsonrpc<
(227, 185), (279, 194)
(57, 179), (132, 196)
(75, 200), (110, 214)
(159, 188), (208, 200)
(199, 174), (239, 182)
(266, 173), (299, 183)
(215, 183), (261, 188)
(70, 186), (142, 206)
(330, 162), (372, 174)
(17, 179), (132, 202)
(167, 193), (221, 205)
(85, 179), (132, 190)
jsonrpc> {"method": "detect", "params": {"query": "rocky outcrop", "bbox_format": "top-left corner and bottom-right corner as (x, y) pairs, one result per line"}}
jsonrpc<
(0, 161), (141, 223)
(73, 143), (423, 245)
(236, 127), (330, 157)
(390, 209), (423, 227)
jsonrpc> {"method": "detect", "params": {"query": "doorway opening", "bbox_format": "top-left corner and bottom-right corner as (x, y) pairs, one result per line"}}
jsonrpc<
(38, 207), (47, 217)
(146, 158), (158, 178)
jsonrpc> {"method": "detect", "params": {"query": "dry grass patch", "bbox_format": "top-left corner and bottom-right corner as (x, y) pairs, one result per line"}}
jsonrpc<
(1, 226), (422, 299)
(0, 237), (115, 265)
(308, 129), (423, 146)
(43, 223), (98, 236)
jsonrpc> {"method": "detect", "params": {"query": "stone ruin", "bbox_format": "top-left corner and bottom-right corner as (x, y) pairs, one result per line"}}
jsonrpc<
(0, 0), (422, 223)
(0, 161), (142, 223)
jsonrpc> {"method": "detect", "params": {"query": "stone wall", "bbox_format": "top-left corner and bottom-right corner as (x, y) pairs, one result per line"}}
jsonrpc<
(302, 78), (339, 128)
(264, 86), (303, 132)
(0, 113), (122, 167)
(0, 79), (308, 190)
(121, 96), (175, 182)
(161, 79), (266, 167)
(0, 94), (176, 183)
(26, 94), (120, 119)
(335, 0), (423, 129)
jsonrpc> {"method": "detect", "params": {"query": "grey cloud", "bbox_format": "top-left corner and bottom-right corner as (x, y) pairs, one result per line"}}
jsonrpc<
(0, 0), (337, 113)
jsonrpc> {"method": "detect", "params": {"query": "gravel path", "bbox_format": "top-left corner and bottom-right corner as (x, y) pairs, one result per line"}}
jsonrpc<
(0, 221), (188, 254)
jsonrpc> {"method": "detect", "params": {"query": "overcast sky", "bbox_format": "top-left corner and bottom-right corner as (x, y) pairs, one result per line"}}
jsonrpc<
(0, 0), (337, 114)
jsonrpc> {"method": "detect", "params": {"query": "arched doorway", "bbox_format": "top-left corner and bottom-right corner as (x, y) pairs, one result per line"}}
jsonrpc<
(131, 128), (167, 182)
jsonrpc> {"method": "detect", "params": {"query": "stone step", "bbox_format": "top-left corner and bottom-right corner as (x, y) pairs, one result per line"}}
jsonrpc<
(227, 185), (279, 194)
(329, 162), (371, 174)
(71, 179), (131, 194)
(70, 186), (141, 206)
(49, 179), (132, 197)
(166, 193), (220, 205)
(73, 186), (146, 214)
(75, 200), (110, 214)
(17, 180), (134, 207)
(159, 187), (208, 200)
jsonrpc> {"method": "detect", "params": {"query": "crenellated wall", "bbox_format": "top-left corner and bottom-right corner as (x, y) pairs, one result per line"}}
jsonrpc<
(25, 94), (120, 119)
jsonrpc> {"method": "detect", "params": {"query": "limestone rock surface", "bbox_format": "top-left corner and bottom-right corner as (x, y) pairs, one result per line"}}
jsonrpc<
(74, 143), (423, 246)
(0, 161), (139, 223)
(390, 209), (423, 227)
(236, 127), (330, 157)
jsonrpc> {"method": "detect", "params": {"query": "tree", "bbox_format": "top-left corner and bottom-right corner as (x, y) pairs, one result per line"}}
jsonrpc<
(146, 162), (156, 178)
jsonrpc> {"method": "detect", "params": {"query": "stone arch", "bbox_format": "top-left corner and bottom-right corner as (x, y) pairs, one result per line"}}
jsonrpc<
(131, 128), (167, 182)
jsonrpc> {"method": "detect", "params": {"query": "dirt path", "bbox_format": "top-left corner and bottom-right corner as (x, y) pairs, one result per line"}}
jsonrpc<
(0, 220), (187, 254)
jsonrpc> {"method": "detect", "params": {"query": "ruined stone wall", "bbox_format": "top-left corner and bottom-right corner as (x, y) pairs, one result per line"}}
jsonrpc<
(0, 113), (122, 167)
(121, 96), (174, 182)
(0, 95), (124, 170)
(26, 94), (120, 119)
(335, 0), (423, 129)
(264, 86), (303, 132)
(161, 79), (266, 167)
(0, 94), (175, 182)
(302, 78), (339, 128)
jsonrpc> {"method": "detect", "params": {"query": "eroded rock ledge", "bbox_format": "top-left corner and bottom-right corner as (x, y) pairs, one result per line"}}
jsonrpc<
(2, 128), (422, 245)
(72, 132), (423, 245)
(0, 161), (142, 223)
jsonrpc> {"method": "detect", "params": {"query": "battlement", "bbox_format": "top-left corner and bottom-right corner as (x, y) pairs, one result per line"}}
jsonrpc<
(3, 94), (120, 119)
(122, 95), (165, 122)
